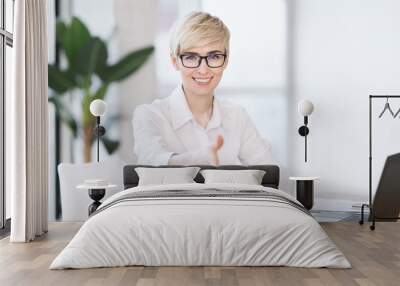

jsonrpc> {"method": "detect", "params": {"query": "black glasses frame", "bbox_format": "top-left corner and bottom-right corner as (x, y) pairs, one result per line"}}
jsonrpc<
(179, 53), (227, 68)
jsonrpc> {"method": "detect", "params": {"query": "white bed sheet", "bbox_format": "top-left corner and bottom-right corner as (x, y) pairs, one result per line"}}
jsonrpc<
(50, 183), (351, 269)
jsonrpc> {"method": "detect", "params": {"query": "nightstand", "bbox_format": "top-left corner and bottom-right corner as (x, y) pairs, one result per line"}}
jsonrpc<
(77, 180), (117, 216)
(289, 177), (320, 210)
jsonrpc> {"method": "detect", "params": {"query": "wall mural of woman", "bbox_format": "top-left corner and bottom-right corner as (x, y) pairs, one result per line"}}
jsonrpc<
(133, 11), (275, 166)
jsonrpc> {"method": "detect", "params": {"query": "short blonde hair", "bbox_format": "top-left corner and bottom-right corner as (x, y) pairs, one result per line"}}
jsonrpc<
(169, 11), (230, 58)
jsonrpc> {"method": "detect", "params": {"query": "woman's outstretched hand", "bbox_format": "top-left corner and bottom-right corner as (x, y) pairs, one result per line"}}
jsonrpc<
(209, 134), (224, 166)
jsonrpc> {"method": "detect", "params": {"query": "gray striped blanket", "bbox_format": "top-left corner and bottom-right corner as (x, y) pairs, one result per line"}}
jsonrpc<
(92, 189), (311, 217)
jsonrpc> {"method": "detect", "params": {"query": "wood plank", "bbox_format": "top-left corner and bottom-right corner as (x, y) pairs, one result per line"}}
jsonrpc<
(0, 222), (399, 286)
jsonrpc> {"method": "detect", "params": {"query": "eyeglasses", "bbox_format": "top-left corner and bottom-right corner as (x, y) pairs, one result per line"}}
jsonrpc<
(179, 53), (227, 68)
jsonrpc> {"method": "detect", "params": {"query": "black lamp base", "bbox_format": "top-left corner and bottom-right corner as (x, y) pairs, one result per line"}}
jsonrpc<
(94, 116), (106, 162)
(296, 180), (314, 210)
(88, 188), (105, 216)
(94, 125), (106, 136)
(298, 126), (309, 136)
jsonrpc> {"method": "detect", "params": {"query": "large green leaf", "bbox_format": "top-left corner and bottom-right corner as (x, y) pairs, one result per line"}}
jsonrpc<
(56, 21), (66, 44)
(93, 84), (108, 100)
(76, 37), (108, 76)
(99, 46), (154, 83)
(48, 95), (78, 137)
(94, 38), (108, 73)
(62, 17), (91, 71)
(48, 64), (76, 94)
(100, 136), (120, 154)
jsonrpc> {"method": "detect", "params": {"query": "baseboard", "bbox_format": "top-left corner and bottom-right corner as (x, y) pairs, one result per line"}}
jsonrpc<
(314, 198), (367, 212)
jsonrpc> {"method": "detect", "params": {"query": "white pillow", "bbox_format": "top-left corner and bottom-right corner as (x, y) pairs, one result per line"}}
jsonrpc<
(135, 167), (200, 186)
(200, 169), (266, 185)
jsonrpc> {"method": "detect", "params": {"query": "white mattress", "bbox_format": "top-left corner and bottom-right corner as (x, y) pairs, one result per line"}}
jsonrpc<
(50, 183), (351, 269)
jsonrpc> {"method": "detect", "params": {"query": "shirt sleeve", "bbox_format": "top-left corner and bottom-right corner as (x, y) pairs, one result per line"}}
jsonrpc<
(237, 107), (276, 165)
(133, 105), (174, 165)
(133, 105), (212, 165)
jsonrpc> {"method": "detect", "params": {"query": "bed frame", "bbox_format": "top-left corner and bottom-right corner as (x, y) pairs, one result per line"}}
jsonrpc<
(123, 165), (280, 189)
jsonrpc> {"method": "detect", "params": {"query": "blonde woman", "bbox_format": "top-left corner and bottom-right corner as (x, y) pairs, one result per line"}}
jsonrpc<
(133, 11), (274, 166)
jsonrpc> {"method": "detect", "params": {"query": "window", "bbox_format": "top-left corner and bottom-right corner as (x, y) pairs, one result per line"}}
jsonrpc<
(154, 0), (180, 98)
(0, 0), (14, 231)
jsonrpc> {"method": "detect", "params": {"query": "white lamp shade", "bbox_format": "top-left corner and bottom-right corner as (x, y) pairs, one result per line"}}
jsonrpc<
(90, 99), (107, 117)
(298, 99), (314, 116)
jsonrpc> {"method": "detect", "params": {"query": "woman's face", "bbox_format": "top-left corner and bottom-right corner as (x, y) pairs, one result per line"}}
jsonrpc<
(171, 41), (228, 97)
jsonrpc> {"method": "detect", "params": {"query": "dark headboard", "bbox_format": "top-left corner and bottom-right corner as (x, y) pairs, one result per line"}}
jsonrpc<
(123, 165), (280, 189)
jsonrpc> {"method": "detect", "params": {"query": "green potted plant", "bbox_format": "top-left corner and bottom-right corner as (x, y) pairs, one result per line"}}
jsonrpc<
(48, 17), (154, 162)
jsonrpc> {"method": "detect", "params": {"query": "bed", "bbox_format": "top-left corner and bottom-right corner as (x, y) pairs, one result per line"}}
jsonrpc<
(50, 165), (350, 269)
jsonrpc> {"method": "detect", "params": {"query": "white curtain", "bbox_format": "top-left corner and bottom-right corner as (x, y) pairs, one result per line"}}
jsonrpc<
(10, 0), (49, 242)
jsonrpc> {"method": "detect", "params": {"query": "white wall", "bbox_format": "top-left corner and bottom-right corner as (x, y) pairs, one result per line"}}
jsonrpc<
(291, 0), (400, 210)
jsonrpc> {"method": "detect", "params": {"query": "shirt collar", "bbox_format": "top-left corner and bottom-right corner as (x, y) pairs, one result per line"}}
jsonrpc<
(169, 85), (222, 131)
(169, 85), (193, 130)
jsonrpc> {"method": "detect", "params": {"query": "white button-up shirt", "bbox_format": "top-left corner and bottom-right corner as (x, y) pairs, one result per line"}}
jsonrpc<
(133, 85), (274, 165)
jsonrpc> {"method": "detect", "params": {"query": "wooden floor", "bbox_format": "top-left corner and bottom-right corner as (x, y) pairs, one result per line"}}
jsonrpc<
(0, 222), (399, 286)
